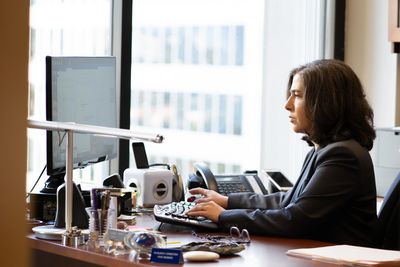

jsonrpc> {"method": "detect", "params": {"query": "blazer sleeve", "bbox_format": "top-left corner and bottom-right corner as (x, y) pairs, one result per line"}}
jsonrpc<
(227, 191), (287, 210)
(218, 145), (363, 236)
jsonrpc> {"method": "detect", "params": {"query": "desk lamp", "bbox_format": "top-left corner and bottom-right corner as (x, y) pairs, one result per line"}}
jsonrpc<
(27, 119), (163, 245)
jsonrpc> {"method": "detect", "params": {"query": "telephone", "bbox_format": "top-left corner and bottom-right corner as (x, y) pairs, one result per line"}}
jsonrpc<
(187, 162), (268, 195)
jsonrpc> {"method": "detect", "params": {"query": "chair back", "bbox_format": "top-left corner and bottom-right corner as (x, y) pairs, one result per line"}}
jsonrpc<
(374, 172), (400, 250)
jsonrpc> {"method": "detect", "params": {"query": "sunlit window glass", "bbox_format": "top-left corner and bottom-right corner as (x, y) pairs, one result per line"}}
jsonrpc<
(27, 0), (113, 191)
(130, 0), (264, 177)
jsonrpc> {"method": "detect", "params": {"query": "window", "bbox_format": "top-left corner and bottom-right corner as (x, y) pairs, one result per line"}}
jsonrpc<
(27, 0), (114, 191)
(129, 0), (264, 177)
(128, 0), (334, 181)
(27, 0), (335, 190)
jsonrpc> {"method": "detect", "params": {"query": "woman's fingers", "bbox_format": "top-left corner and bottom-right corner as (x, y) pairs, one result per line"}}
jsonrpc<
(186, 209), (204, 216)
(189, 187), (209, 196)
(186, 201), (224, 222)
(195, 197), (208, 203)
(187, 202), (209, 212)
(186, 203), (204, 215)
(189, 188), (211, 203)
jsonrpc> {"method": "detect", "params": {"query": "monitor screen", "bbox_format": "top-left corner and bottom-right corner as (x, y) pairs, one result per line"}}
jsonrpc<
(45, 56), (118, 178)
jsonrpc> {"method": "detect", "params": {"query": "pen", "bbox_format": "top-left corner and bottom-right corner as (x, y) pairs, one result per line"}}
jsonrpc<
(167, 241), (182, 245)
(100, 190), (111, 234)
(91, 188), (100, 209)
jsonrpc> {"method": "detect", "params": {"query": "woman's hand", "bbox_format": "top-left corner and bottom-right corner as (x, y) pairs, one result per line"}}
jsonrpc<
(186, 201), (225, 222)
(189, 187), (228, 208)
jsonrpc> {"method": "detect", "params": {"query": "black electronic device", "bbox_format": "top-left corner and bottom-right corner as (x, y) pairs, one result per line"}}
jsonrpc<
(263, 170), (293, 193)
(102, 173), (135, 216)
(132, 142), (150, 169)
(54, 182), (89, 229)
(43, 56), (118, 193)
(153, 201), (218, 229)
(103, 173), (125, 188)
(28, 189), (91, 223)
(187, 162), (268, 195)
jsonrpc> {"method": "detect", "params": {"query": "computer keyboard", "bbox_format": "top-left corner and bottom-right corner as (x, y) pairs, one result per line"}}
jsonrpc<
(153, 201), (219, 229)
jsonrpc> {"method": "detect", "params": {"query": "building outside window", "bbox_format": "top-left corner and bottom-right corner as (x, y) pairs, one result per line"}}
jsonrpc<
(129, 0), (264, 178)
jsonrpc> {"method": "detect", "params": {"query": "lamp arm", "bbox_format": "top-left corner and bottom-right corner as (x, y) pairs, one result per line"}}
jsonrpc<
(27, 119), (164, 236)
(27, 119), (164, 143)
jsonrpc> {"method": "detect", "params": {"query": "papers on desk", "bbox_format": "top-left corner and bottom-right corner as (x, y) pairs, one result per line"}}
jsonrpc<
(286, 245), (400, 266)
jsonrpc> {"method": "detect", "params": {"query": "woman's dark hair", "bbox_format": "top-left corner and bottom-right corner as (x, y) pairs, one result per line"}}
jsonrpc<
(287, 59), (375, 150)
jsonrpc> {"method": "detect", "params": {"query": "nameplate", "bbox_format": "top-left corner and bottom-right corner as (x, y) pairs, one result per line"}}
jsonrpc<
(150, 248), (183, 264)
(107, 228), (128, 241)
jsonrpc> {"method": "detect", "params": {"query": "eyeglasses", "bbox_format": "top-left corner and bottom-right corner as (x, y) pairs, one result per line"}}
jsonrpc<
(230, 226), (250, 243)
(192, 226), (251, 244)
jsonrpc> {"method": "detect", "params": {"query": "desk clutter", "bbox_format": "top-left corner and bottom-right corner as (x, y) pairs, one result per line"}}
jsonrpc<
(90, 187), (248, 263)
(102, 228), (246, 264)
(27, 161), (263, 263)
(29, 180), (248, 264)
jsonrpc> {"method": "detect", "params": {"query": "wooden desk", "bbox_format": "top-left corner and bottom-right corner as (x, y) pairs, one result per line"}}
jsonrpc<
(28, 214), (336, 267)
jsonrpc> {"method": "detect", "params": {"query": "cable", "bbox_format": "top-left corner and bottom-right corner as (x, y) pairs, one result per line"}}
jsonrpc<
(57, 131), (67, 146)
(26, 164), (47, 199)
(157, 222), (164, 232)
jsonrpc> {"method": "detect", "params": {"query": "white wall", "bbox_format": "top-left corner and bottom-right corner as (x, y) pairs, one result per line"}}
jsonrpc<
(345, 0), (400, 196)
(345, 0), (398, 127)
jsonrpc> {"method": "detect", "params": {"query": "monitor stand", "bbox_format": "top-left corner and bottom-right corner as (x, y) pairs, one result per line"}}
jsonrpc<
(32, 182), (89, 240)
(40, 173), (65, 193)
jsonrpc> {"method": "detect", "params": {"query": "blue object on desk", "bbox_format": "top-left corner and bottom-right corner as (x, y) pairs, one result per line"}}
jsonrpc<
(150, 248), (183, 264)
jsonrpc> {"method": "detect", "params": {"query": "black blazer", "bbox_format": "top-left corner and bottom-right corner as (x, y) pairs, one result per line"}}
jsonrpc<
(218, 139), (377, 247)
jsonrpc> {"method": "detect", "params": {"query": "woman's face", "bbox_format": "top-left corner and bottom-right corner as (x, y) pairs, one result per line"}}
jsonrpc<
(285, 74), (312, 134)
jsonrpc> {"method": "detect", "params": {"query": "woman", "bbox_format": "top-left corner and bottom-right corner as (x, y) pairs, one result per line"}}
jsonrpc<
(187, 59), (377, 247)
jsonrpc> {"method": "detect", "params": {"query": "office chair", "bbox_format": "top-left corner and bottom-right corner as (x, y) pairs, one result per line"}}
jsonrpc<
(373, 172), (400, 250)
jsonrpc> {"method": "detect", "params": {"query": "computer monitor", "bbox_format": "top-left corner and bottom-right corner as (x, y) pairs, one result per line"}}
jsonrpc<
(43, 56), (118, 193)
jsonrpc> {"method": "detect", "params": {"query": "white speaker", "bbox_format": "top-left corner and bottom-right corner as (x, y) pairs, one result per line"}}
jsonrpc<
(123, 168), (173, 208)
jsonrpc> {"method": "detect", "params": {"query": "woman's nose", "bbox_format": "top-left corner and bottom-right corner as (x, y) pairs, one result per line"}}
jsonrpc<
(285, 96), (293, 111)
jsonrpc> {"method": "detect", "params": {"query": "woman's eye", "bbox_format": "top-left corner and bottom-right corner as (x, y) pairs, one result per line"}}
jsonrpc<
(293, 92), (302, 98)
(288, 91), (302, 99)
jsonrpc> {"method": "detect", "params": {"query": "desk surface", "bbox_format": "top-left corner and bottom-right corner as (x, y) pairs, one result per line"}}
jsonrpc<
(28, 214), (336, 267)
